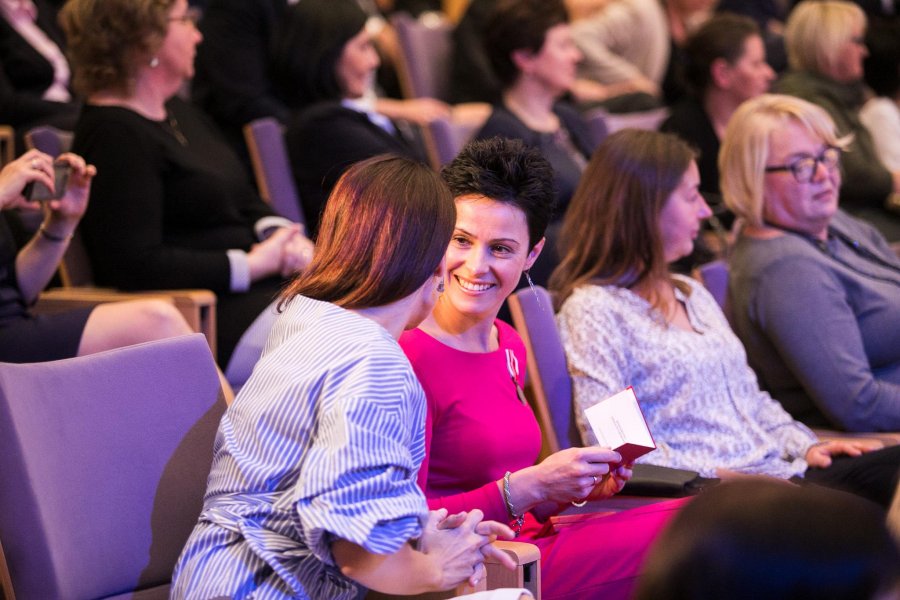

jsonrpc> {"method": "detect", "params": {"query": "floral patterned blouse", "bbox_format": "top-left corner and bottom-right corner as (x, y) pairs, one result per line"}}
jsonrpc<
(557, 275), (817, 479)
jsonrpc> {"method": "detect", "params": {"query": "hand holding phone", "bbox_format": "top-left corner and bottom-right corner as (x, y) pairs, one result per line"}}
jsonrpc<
(23, 162), (71, 202)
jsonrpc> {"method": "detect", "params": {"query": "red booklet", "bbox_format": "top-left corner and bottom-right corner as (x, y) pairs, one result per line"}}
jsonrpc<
(583, 386), (656, 463)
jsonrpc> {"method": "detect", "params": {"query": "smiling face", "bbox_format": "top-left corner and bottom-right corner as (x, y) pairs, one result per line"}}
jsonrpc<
(156, 0), (202, 82)
(658, 161), (712, 263)
(335, 26), (380, 99)
(762, 120), (840, 238)
(440, 195), (543, 323)
(517, 23), (582, 96)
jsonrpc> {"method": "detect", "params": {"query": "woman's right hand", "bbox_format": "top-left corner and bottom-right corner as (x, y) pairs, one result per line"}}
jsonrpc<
(0, 149), (56, 211)
(509, 446), (622, 510)
(419, 508), (516, 589)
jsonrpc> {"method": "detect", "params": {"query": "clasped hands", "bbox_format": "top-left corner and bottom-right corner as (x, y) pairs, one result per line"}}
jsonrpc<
(420, 508), (517, 589)
(247, 224), (315, 281)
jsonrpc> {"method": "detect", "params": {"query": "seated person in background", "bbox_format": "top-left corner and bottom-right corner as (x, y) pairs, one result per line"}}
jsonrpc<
(715, 0), (788, 73)
(568, 0), (668, 111)
(60, 0), (314, 381)
(189, 0), (293, 156)
(270, 0), (430, 238)
(475, 0), (599, 285)
(172, 155), (522, 599)
(774, 0), (900, 241)
(0, 0), (78, 144)
(550, 128), (900, 509)
(401, 137), (688, 600)
(659, 0), (716, 105)
(661, 13), (775, 202)
(634, 479), (900, 600)
(860, 17), (900, 173)
(0, 149), (192, 362)
(721, 94), (900, 432)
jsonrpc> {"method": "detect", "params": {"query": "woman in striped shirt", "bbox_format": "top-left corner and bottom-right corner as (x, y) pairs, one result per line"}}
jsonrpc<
(172, 155), (517, 599)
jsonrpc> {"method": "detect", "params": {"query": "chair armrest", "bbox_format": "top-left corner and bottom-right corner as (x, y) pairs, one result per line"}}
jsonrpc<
(811, 427), (900, 447)
(36, 287), (217, 360)
(485, 541), (541, 600)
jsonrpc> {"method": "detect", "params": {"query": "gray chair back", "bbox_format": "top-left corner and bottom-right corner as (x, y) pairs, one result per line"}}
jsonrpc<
(391, 12), (454, 101)
(243, 117), (305, 225)
(0, 334), (225, 600)
(508, 286), (581, 453)
(24, 125), (74, 157)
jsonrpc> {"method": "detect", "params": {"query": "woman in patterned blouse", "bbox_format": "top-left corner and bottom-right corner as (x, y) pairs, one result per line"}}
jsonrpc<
(549, 129), (900, 509)
(172, 155), (519, 599)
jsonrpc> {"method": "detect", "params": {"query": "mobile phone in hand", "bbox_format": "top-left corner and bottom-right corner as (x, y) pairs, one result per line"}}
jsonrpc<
(23, 162), (72, 202)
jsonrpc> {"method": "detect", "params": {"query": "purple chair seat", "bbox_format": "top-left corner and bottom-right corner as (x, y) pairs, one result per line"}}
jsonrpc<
(0, 334), (225, 599)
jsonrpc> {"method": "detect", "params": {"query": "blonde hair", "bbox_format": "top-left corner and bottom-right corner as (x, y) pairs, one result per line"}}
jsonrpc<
(784, 0), (866, 77)
(719, 94), (850, 227)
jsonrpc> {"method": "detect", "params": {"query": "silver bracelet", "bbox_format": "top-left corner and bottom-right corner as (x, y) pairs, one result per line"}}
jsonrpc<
(502, 471), (525, 537)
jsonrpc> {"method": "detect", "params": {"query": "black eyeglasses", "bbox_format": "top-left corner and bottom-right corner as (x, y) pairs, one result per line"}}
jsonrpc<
(764, 146), (841, 183)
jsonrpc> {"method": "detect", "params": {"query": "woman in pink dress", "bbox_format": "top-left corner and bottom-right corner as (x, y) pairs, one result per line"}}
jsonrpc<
(399, 137), (687, 600)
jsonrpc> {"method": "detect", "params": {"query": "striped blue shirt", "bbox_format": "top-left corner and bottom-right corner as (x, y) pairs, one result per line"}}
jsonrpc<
(171, 295), (428, 599)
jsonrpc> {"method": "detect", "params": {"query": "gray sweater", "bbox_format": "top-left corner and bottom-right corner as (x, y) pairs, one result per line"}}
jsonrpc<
(729, 210), (900, 431)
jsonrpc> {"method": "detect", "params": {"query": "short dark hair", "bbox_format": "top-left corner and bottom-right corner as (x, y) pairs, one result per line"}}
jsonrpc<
(682, 12), (761, 95)
(282, 155), (455, 309)
(483, 0), (569, 88)
(441, 137), (556, 249)
(634, 480), (900, 600)
(270, 0), (368, 108)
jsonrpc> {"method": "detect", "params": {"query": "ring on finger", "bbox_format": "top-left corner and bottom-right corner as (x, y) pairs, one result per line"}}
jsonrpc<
(31, 159), (39, 169)
(592, 474), (598, 486)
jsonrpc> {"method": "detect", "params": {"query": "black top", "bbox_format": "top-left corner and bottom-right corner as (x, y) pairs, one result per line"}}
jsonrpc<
(285, 101), (421, 237)
(73, 97), (274, 294)
(661, 96), (721, 198)
(475, 101), (596, 215)
(448, 0), (501, 104)
(191, 0), (290, 151)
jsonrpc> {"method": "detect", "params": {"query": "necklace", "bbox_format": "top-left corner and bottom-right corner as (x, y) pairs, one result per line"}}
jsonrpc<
(165, 114), (188, 146)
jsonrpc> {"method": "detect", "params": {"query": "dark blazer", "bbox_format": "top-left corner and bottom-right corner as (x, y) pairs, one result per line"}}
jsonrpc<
(0, 0), (77, 131)
(191, 0), (290, 149)
(285, 102), (421, 237)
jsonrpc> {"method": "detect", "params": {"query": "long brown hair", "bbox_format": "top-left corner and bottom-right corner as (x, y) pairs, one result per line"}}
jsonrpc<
(281, 155), (455, 309)
(549, 129), (696, 314)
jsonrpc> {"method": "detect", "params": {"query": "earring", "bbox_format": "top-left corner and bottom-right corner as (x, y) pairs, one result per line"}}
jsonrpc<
(149, 57), (160, 68)
(523, 270), (548, 313)
(436, 279), (445, 293)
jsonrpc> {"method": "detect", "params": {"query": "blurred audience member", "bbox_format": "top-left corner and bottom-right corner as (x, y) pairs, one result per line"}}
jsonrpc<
(552, 128), (900, 509)
(60, 0), (313, 381)
(569, 0), (668, 111)
(0, 0), (77, 144)
(634, 479), (900, 600)
(662, 13), (774, 199)
(775, 0), (900, 241)
(0, 149), (193, 362)
(271, 0), (430, 237)
(190, 0), (291, 157)
(860, 16), (900, 172)
(660, 0), (717, 104)
(722, 94), (900, 432)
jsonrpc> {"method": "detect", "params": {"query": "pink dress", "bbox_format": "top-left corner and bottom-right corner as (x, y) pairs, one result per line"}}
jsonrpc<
(400, 321), (687, 600)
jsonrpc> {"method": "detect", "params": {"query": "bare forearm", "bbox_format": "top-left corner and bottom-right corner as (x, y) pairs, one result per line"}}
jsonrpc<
(15, 219), (76, 302)
(332, 539), (443, 594)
